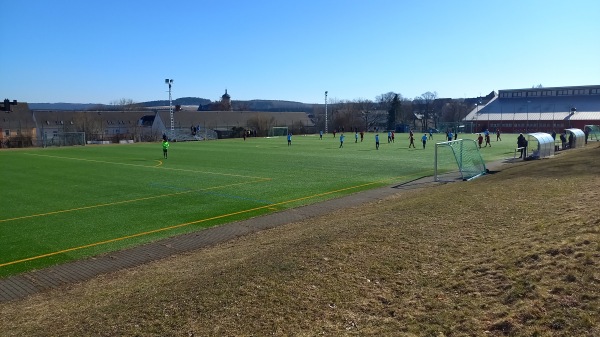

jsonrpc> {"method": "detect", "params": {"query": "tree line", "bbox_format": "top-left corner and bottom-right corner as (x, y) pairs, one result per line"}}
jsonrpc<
(312, 91), (475, 133)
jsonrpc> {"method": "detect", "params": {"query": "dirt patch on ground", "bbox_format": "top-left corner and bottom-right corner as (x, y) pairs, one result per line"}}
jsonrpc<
(1, 145), (599, 336)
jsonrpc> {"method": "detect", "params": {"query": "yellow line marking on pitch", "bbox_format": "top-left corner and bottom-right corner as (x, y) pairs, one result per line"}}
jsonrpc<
(0, 178), (271, 223)
(0, 179), (394, 268)
(154, 160), (163, 167)
(23, 153), (268, 179)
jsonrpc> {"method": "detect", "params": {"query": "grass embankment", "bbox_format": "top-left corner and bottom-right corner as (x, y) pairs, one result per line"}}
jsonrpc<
(1, 142), (598, 336)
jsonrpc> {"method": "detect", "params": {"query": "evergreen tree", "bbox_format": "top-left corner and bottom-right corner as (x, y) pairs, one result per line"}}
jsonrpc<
(387, 94), (400, 130)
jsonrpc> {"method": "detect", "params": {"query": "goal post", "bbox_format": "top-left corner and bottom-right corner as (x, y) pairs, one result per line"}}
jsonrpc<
(269, 126), (288, 137)
(434, 139), (486, 182)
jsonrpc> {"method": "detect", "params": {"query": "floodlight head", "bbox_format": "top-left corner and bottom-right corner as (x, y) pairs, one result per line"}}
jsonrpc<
(325, 91), (328, 95)
(165, 79), (169, 84)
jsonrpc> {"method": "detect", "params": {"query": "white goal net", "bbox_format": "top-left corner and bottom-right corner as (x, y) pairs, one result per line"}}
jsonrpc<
(269, 126), (289, 137)
(434, 139), (486, 182)
(44, 132), (86, 147)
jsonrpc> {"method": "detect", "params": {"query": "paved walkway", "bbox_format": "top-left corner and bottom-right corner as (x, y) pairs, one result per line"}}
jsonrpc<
(0, 160), (511, 302)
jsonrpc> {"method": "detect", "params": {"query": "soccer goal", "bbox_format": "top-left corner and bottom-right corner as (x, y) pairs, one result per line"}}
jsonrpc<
(44, 132), (86, 147)
(269, 126), (289, 137)
(434, 139), (486, 182)
(61, 132), (86, 146)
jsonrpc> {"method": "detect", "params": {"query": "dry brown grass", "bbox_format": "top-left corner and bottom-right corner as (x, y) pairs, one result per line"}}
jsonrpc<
(1, 145), (599, 337)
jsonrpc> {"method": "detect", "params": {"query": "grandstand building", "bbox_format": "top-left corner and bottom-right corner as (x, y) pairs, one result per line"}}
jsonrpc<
(463, 85), (600, 133)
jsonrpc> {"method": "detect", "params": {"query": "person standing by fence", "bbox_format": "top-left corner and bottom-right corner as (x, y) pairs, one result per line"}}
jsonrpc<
(517, 133), (526, 158)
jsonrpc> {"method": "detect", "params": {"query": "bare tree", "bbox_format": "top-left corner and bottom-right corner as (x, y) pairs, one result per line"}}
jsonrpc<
(291, 120), (306, 135)
(233, 101), (250, 111)
(211, 100), (230, 111)
(414, 91), (437, 131)
(109, 98), (141, 111)
(354, 99), (386, 131)
(246, 114), (276, 136)
(375, 92), (398, 110)
(440, 100), (469, 124)
(330, 100), (356, 132)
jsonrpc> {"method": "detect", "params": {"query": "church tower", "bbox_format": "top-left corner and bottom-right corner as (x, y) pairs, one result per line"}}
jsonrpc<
(221, 89), (232, 111)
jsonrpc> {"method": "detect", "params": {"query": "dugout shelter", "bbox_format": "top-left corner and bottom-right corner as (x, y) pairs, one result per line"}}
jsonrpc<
(525, 132), (555, 159)
(565, 128), (585, 149)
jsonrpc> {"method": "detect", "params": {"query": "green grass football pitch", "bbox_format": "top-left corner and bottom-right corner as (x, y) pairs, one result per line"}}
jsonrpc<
(0, 133), (519, 277)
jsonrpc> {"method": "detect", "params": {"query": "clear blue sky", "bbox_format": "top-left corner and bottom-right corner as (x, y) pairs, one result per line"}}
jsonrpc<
(2, 0), (599, 104)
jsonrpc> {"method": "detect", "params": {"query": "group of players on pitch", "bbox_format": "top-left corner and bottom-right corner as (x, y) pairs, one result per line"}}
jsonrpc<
(163, 128), (503, 157)
(294, 129), (438, 150)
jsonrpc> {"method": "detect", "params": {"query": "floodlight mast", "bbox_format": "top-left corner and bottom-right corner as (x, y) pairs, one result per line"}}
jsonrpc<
(325, 91), (328, 134)
(165, 79), (174, 139)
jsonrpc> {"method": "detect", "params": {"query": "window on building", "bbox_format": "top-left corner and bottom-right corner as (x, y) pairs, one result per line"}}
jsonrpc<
(4, 129), (9, 137)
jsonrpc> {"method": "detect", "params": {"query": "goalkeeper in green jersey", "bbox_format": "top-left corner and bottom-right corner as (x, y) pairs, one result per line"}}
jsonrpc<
(162, 139), (170, 159)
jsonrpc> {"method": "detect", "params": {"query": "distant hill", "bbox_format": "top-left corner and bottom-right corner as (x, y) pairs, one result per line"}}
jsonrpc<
(29, 97), (315, 113)
(236, 100), (314, 113)
(28, 103), (106, 110)
(140, 97), (211, 107)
